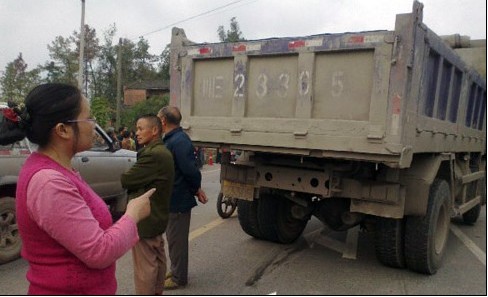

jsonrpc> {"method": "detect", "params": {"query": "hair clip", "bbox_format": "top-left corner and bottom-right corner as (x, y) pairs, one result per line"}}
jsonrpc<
(2, 108), (19, 123)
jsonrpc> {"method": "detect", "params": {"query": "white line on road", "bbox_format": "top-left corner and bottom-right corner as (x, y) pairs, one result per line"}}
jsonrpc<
(450, 224), (486, 266)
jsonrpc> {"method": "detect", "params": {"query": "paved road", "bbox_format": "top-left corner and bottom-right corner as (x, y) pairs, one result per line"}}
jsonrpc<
(1, 164), (486, 295)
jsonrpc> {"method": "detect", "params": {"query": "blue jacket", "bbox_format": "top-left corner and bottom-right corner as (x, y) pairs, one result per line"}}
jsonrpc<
(163, 127), (201, 213)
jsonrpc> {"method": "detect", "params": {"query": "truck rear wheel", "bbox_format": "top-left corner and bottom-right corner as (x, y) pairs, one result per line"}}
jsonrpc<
(405, 179), (451, 274)
(374, 217), (405, 268)
(257, 194), (308, 244)
(0, 197), (21, 264)
(237, 199), (263, 239)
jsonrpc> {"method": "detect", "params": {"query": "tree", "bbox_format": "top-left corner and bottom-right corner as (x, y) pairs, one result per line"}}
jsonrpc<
(120, 95), (169, 129)
(72, 24), (101, 96)
(217, 17), (245, 42)
(92, 24), (118, 101)
(157, 44), (171, 81)
(90, 97), (112, 130)
(43, 35), (78, 85)
(0, 53), (41, 102)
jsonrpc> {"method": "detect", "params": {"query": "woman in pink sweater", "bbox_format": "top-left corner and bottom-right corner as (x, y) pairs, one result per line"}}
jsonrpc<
(0, 83), (153, 295)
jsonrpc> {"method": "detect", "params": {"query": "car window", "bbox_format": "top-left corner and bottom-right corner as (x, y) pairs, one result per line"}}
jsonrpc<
(92, 133), (109, 151)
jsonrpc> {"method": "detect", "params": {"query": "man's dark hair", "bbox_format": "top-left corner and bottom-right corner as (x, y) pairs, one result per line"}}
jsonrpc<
(158, 106), (181, 126)
(137, 114), (163, 135)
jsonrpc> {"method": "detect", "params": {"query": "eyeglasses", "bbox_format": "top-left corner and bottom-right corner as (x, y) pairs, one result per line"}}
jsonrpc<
(64, 118), (97, 124)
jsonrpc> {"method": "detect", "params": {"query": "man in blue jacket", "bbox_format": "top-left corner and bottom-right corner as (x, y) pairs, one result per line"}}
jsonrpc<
(158, 106), (208, 290)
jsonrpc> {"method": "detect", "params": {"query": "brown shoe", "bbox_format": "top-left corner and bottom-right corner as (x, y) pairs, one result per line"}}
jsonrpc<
(165, 272), (172, 280)
(164, 278), (182, 290)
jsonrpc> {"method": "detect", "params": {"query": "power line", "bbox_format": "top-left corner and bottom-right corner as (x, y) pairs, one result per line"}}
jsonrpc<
(130, 0), (254, 40)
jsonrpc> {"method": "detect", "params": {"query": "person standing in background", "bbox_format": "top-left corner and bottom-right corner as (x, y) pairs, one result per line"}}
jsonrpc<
(157, 106), (208, 290)
(121, 114), (175, 295)
(121, 130), (136, 151)
(0, 83), (154, 295)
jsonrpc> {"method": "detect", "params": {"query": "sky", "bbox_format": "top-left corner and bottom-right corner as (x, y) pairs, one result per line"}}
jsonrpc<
(0, 0), (486, 73)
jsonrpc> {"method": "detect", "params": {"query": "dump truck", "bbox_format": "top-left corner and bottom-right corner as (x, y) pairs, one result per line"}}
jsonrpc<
(169, 1), (486, 274)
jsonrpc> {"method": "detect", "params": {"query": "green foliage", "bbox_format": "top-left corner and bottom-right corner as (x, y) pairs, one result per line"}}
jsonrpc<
(43, 35), (78, 85)
(120, 95), (169, 130)
(0, 53), (41, 102)
(158, 44), (171, 81)
(217, 17), (245, 42)
(90, 97), (112, 130)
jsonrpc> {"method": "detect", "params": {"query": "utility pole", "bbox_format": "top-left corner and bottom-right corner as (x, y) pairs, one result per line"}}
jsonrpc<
(116, 38), (123, 130)
(77, 0), (86, 91)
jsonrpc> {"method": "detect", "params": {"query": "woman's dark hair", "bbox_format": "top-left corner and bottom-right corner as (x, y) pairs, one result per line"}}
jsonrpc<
(0, 83), (82, 147)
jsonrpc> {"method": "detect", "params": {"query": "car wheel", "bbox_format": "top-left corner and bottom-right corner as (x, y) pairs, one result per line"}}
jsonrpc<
(0, 197), (21, 264)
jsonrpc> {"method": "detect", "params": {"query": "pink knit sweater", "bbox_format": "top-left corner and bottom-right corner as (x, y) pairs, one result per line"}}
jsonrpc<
(16, 152), (139, 295)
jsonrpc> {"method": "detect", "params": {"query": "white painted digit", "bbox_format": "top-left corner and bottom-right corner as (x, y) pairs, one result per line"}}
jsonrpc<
(256, 73), (268, 98)
(234, 74), (245, 97)
(277, 73), (290, 98)
(331, 71), (344, 97)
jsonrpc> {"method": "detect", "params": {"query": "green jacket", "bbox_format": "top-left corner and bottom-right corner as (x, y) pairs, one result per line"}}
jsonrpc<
(121, 138), (174, 238)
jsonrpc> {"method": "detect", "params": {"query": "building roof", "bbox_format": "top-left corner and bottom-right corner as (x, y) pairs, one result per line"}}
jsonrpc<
(124, 80), (169, 90)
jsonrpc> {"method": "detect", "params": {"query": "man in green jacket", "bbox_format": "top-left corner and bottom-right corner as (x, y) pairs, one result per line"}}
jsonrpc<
(121, 114), (174, 295)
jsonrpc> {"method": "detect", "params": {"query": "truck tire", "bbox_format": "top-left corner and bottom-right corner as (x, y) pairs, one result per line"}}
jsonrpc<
(0, 197), (21, 264)
(405, 179), (451, 274)
(257, 194), (308, 244)
(237, 199), (263, 239)
(462, 182), (481, 225)
(374, 217), (405, 268)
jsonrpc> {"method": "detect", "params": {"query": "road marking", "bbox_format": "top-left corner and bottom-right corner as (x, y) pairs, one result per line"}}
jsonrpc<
(450, 224), (486, 266)
(189, 218), (225, 242)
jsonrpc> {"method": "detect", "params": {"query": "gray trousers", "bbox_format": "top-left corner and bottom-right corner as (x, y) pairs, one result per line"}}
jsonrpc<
(166, 211), (191, 285)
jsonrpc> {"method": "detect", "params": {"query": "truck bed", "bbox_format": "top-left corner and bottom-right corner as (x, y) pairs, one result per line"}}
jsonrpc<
(170, 1), (486, 168)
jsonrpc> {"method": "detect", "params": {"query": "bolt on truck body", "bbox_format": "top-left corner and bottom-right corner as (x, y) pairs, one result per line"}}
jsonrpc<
(169, 1), (486, 274)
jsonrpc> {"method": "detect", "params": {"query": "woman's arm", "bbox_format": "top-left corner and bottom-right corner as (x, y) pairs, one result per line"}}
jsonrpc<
(27, 170), (139, 269)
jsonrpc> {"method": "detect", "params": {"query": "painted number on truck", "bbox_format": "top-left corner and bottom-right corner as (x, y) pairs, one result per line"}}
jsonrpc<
(331, 71), (344, 97)
(256, 73), (269, 98)
(277, 73), (290, 98)
(234, 73), (245, 97)
(255, 72), (291, 99)
(202, 76), (224, 99)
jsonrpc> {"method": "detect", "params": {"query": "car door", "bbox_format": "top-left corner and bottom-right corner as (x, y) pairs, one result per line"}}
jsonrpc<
(72, 126), (136, 201)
